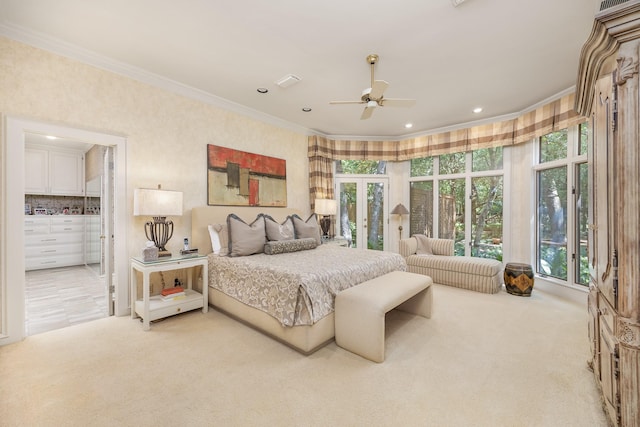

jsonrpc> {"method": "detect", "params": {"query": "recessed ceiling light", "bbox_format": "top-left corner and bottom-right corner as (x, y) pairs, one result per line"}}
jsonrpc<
(405, 123), (413, 129)
(302, 107), (312, 112)
(46, 135), (58, 140)
(473, 107), (483, 114)
(257, 88), (268, 94)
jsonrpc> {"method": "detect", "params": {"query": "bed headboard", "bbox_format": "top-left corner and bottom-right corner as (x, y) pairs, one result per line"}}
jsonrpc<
(191, 206), (304, 255)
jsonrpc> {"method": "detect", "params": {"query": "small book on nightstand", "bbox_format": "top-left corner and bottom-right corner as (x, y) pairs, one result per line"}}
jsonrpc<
(161, 286), (184, 296)
(161, 292), (186, 301)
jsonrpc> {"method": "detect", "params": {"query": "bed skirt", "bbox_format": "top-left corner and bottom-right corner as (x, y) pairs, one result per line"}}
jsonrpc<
(209, 287), (335, 355)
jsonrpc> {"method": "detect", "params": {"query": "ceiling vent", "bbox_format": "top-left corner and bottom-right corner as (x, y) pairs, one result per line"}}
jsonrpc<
(600, 0), (630, 10)
(275, 74), (302, 88)
(451, 0), (466, 6)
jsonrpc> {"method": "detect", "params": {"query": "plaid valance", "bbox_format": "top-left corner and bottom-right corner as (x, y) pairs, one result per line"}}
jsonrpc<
(308, 93), (585, 161)
(308, 93), (585, 210)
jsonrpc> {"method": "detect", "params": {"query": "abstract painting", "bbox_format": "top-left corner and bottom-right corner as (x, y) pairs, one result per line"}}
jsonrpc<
(207, 144), (287, 206)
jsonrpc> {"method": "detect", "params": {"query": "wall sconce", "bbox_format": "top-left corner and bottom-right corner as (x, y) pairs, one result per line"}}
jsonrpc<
(133, 185), (183, 257)
(390, 203), (410, 241)
(314, 198), (337, 240)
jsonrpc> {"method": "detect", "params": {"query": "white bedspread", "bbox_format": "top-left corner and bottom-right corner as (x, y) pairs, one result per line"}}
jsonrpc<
(208, 245), (406, 326)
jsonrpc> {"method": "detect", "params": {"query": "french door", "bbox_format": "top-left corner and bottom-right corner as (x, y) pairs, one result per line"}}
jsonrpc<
(335, 177), (389, 251)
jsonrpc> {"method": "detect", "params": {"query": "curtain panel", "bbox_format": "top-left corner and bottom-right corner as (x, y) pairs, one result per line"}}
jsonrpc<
(308, 93), (586, 203)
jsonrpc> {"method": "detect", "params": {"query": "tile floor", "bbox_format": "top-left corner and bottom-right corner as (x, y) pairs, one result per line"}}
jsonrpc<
(25, 265), (109, 336)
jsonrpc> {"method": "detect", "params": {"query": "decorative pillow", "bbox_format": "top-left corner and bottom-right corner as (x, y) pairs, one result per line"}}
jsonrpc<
(208, 223), (229, 256)
(264, 215), (295, 241)
(413, 234), (434, 255)
(264, 237), (317, 255)
(290, 214), (322, 245)
(226, 214), (267, 257)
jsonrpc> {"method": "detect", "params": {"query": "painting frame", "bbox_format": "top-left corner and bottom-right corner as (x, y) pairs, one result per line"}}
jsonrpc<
(207, 144), (287, 207)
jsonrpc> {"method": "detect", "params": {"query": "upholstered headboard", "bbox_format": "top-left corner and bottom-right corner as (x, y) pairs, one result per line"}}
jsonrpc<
(191, 206), (304, 255)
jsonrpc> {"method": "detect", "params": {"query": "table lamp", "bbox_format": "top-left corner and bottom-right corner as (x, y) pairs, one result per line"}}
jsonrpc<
(134, 185), (183, 257)
(315, 198), (337, 239)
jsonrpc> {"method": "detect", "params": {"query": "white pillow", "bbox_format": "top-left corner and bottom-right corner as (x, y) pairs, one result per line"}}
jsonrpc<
(208, 223), (229, 256)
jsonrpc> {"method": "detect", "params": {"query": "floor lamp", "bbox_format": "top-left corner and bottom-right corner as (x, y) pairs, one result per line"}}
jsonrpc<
(390, 203), (409, 241)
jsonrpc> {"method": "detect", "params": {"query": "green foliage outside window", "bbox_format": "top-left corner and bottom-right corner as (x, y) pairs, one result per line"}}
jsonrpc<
(540, 130), (567, 163)
(439, 152), (466, 174)
(410, 157), (433, 177)
(335, 160), (386, 174)
(472, 147), (503, 172)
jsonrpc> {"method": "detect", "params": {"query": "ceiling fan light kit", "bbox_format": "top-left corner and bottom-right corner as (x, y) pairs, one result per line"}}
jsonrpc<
(330, 54), (416, 120)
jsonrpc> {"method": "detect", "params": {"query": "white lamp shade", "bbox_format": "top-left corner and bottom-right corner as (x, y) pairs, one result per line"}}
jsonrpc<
(315, 199), (337, 215)
(133, 188), (183, 216)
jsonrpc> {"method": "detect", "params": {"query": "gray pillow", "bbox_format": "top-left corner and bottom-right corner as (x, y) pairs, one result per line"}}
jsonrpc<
(264, 238), (317, 255)
(264, 215), (295, 241)
(227, 214), (266, 257)
(290, 214), (322, 245)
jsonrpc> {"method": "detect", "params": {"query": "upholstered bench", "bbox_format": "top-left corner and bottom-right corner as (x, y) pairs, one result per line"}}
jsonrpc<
(335, 271), (433, 363)
(400, 236), (503, 294)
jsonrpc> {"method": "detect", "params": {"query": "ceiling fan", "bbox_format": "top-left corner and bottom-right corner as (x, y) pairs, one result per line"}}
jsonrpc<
(330, 54), (416, 120)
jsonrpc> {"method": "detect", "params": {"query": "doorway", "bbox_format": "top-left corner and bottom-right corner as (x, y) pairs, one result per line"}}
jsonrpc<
(1, 117), (127, 346)
(335, 177), (389, 250)
(23, 136), (114, 335)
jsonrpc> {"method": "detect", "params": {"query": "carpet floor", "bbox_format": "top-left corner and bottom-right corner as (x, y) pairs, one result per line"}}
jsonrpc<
(0, 283), (608, 426)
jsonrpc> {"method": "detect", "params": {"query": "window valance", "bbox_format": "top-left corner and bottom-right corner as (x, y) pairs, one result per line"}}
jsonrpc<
(308, 93), (586, 161)
(308, 92), (585, 210)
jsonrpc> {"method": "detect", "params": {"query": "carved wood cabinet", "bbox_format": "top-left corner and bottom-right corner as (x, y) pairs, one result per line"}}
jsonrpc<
(576, 2), (640, 426)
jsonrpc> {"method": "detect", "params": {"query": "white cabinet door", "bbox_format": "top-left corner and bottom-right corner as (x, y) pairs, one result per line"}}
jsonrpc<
(24, 148), (49, 194)
(24, 146), (85, 196)
(49, 151), (84, 196)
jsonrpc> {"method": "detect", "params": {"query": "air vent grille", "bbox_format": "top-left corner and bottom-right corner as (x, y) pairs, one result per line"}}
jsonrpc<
(600, 0), (630, 11)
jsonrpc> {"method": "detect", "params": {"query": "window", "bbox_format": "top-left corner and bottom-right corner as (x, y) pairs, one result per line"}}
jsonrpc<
(335, 161), (389, 251)
(410, 157), (433, 177)
(537, 165), (568, 280)
(535, 124), (589, 286)
(540, 129), (567, 163)
(335, 160), (386, 174)
(409, 147), (505, 260)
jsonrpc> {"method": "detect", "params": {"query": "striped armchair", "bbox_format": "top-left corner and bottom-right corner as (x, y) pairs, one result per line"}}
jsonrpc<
(399, 236), (503, 294)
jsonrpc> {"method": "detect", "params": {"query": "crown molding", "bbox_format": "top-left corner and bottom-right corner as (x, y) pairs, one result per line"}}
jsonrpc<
(0, 22), (312, 136)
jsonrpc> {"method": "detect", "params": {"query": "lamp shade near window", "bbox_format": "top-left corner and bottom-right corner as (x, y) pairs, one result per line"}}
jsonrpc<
(314, 198), (337, 238)
(134, 187), (183, 255)
(390, 203), (410, 240)
(315, 198), (337, 216)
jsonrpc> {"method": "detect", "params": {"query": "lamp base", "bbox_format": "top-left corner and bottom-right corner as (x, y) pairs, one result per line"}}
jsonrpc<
(158, 250), (172, 258)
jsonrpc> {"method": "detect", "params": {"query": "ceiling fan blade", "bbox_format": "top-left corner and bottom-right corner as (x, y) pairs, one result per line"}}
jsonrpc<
(369, 80), (389, 100)
(329, 100), (365, 105)
(360, 107), (374, 120)
(360, 101), (377, 120)
(380, 98), (416, 108)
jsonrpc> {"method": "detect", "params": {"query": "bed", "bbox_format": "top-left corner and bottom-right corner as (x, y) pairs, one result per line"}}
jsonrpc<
(191, 206), (406, 354)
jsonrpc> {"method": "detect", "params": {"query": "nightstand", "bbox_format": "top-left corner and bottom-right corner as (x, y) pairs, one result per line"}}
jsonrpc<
(130, 254), (208, 330)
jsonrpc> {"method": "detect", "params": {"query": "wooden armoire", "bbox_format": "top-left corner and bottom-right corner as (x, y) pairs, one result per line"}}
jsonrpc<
(575, 1), (640, 426)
